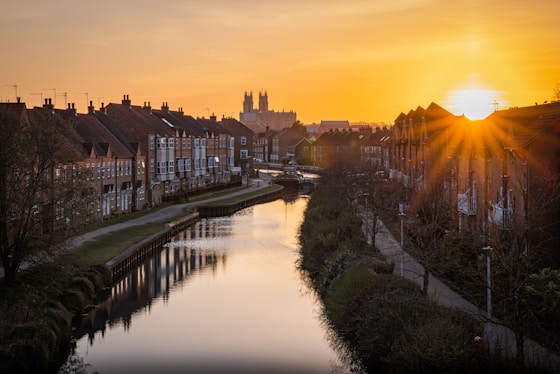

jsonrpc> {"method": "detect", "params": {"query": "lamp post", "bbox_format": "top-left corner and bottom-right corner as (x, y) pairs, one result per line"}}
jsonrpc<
(482, 245), (493, 321)
(399, 203), (406, 277)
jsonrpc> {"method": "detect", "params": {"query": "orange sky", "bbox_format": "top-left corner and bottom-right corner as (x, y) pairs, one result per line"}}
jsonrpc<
(1, 0), (559, 123)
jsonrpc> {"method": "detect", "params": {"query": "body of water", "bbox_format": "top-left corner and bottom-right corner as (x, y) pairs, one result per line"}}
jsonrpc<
(61, 197), (352, 374)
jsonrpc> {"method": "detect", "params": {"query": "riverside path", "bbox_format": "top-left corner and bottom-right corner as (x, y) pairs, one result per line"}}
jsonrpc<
(0, 176), (275, 279)
(365, 214), (560, 372)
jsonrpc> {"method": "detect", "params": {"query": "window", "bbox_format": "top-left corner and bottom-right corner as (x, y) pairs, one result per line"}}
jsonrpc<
(194, 138), (200, 148)
(178, 159), (184, 172)
(150, 159), (155, 173)
(150, 136), (155, 150)
(169, 138), (174, 149)
(168, 160), (174, 174)
(185, 158), (191, 171)
(241, 136), (247, 146)
(201, 139), (206, 147)
(240, 150), (248, 159)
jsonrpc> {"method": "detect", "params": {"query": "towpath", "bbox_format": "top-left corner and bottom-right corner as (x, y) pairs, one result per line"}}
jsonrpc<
(367, 215), (560, 372)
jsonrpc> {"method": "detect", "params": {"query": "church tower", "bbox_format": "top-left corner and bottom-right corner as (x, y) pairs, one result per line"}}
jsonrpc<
(243, 91), (254, 113)
(258, 91), (268, 112)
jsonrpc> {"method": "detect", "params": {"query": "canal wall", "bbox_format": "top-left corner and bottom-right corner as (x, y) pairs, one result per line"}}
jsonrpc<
(196, 187), (284, 218)
(105, 187), (284, 282)
(105, 212), (199, 282)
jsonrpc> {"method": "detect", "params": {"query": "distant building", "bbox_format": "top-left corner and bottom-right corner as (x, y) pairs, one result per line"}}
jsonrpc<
(239, 91), (296, 133)
(319, 120), (350, 133)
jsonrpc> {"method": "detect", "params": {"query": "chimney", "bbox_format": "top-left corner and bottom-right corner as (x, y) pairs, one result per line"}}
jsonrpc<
(161, 101), (169, 112)
(67, 102), (77, 116)
(122, 94), (131, 107)
(210, 113), (217, 122)
(143, 101), (152, 112)
(88, 100), (95, 114)
(100, 102), (107, 114)
(43, 98), (54, 111)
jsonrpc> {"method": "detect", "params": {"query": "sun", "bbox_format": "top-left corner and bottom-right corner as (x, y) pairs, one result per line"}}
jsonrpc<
(444, 87), (504, 120)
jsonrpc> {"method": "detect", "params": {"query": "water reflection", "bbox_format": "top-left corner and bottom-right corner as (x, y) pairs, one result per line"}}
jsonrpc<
(64, 197), (352, 374)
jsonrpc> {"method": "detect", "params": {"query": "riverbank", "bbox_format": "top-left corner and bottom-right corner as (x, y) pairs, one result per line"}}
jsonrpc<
(297, 174), (542, 373)
(0, 176), (280, 373)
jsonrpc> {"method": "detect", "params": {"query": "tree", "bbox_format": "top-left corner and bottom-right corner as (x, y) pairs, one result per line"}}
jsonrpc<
(0, 105), (82, 282)
(484, 159), (560, 362)
(405, 181), (452, 294)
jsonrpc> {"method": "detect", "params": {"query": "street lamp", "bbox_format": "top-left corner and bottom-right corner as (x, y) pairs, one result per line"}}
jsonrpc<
(399, 203), (406, 277)
(482, 245), (493, 321)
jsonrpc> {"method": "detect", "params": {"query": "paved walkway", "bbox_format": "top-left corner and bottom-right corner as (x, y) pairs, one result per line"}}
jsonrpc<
(69, 177), (273, 248)
(368, 216), (560, 372)
(1, 177), (274, 278)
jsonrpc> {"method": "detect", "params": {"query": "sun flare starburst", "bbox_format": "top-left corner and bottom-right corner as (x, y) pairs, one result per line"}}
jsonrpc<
(445, 87), (505, 120)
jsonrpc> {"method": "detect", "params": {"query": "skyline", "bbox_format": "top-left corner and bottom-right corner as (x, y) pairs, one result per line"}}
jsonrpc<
(1, 0), (559, 123)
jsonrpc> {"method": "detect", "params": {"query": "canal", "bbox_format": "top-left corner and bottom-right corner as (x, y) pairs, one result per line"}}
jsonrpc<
(61, 196), (353, 374)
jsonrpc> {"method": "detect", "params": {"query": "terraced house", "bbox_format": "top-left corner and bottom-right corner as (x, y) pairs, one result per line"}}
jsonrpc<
(390, 101), (560, 263)
(0, 95), (251, 233)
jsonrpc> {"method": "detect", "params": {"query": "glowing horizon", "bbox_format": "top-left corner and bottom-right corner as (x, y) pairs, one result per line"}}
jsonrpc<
(443, 87), (507, 120)
(1, 1), (558, 124)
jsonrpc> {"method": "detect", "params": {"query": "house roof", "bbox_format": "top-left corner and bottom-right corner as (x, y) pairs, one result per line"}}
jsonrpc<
(151, 109), (207, 138)
(74, 113), (136, 159)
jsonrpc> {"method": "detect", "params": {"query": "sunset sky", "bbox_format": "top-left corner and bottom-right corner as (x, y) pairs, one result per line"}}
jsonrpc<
(1, 0), (559, 123)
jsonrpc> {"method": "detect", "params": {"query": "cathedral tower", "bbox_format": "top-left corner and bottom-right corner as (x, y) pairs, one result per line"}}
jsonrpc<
(258, 91), (268, 112)
(243, 91), (254, 113)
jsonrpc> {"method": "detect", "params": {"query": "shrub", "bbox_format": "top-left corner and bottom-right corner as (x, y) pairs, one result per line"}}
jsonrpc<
(390, 317), (479, 372)
(70, 276), (96, 300)
(324, 265), (377, 327)
(60, 289), (86, 313)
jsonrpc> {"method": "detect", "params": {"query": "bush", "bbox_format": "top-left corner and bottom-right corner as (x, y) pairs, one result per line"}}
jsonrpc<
(70, 276), (96, 300)
(324, 265), (377, 326)
(386, 318), (481, 373)
(60, 288), (87, 313)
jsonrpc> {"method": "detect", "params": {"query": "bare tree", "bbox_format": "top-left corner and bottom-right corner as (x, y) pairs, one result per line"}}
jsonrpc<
(0, 105), (82, 282)
(486, 159), (560, 362)
(405, 181), (452, 294)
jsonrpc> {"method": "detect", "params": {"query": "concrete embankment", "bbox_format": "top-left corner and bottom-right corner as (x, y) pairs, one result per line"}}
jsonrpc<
(196, 187), (284, 218)
(105, 183), (284, 282)
(105, 212), (200, 282)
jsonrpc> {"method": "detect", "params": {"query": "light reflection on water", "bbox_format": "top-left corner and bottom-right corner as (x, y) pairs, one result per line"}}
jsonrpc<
(63, 197), (353, 374)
